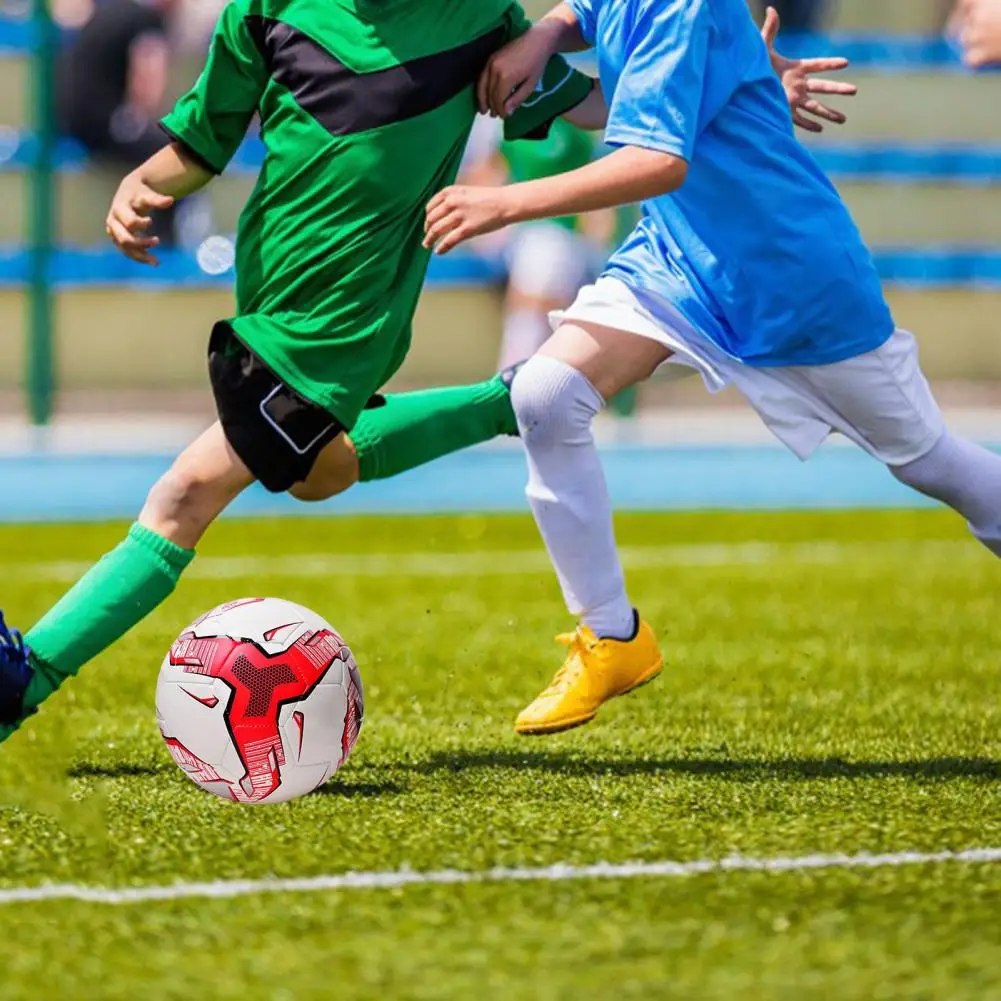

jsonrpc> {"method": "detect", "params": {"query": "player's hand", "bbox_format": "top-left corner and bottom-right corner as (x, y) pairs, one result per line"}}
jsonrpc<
(423, 185), (514, 256)
(762, 6), (857, 134)
(105, 174), (175, 266)
(956, 0), (1001, 68)
(478, 24), (557, 119)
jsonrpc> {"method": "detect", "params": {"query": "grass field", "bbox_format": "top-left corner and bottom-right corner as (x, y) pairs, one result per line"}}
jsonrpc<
(0, 509), (999, 1000)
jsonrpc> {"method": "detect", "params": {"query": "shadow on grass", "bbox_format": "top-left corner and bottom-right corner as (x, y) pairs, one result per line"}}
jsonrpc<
(311, 780), (405, 799)
(396, 751), (1001, 782)
(68, 762), (166, 779)
(68, 763), (405, 799)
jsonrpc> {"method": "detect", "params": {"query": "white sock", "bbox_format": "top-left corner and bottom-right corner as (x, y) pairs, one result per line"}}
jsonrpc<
(498, 308), (553, 371)
(511, 356), (636, 639)
(890, 431), (1001, 556)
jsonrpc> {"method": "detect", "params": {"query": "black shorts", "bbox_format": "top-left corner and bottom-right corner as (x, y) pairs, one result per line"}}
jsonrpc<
(208, 322), (345, 494)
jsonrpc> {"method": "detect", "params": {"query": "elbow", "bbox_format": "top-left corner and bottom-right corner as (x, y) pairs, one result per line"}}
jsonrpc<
(628, 149), (687, 200)
(655, 155), (687, 195)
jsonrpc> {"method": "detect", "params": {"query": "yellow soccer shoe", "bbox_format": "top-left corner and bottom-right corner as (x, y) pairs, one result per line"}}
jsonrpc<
(515, 617), (663, 736)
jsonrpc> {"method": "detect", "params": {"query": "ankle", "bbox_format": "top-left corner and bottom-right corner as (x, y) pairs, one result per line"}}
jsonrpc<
(583, 606), (637, 642)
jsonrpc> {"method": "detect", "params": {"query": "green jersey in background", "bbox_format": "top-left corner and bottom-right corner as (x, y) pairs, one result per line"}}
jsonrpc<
(161, 0), (592, 427)
(500, 118), (595, 233)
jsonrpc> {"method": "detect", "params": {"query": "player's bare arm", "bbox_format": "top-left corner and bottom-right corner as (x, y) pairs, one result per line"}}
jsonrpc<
(479, 4), (587, 119)
(424, 146), (686, 256)
(560, 83), (608, 131)
(106, 142), (213, 266)
(482, 4), (855, 134)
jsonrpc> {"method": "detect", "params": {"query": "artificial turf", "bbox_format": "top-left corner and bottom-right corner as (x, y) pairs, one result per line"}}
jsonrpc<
(0, 510), (999, 1000)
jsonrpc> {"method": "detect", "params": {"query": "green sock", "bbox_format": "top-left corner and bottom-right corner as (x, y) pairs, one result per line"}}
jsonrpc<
(609, 385), (639, 419)
(350, 375), (517, 482)
(21, 523), (195, 717)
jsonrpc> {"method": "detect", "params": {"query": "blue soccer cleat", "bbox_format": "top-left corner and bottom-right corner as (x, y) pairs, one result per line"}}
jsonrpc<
(0, 612), (34, 727)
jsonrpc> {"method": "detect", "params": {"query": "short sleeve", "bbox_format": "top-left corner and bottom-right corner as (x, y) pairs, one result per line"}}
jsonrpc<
(603, 0), (712, 162)
(564, 0), (597, 46)
(504, 55), (595, 142)
(159, 1), (268, 175)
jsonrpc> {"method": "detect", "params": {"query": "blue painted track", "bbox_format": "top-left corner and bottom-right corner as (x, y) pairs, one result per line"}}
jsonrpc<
(0, 444), (964, 524)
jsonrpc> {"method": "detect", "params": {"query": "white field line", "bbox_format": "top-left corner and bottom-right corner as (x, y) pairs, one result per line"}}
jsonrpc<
(0, 539), (977, 584)
(1, 848), (999, 906)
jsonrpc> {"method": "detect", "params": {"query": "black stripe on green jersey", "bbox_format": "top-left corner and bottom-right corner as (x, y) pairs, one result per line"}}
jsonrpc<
(244, 16), (507, 137)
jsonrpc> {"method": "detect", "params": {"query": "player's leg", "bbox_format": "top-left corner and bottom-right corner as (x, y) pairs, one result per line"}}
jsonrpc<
(139, 422), (254, 548)
(289, 370), (521, 501)
(890, 435), (1001, 556)
(509, 317), (668, 735)
(1, 322), (318, 740)
(0, 423), (253, 739)
(806, 330), (1001, 554)
(727, 328), (1001, 554)
(499, 224), (590, 370)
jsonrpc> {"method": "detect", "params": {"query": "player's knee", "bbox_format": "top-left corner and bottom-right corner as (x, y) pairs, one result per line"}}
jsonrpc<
(888, 432), (952, 497)
(143, 465), (223, 530)
(287, 473), (353, 503)
(889, 460), (927, 492)
(288, 436), (360, 503)
(288, 481), (325, 503)
(506, 289), (567, 323)
(511, 356), (601, 448)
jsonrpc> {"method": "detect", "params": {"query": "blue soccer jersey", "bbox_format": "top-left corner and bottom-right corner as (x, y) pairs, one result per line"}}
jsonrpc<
(566, 0), (894, 367)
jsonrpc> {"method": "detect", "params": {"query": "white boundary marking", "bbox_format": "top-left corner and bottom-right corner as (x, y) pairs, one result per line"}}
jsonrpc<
(1, 848), (999, 906)
(1, 539), (977, 584)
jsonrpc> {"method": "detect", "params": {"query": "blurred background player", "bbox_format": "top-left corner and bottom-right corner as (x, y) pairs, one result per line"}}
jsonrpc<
(950, 0), (1001, 66)
(462, 116), (613, 371)
(751, 0), (826, 33)
(462, 116), (638, 415)
(56, 0), (207, 247)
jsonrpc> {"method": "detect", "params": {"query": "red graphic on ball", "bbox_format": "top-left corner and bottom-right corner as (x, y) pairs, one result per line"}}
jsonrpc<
(166, 628), (351, 803)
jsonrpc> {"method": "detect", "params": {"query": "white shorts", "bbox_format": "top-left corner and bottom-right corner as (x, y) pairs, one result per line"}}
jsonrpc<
(552, 277), (945, 466)
(507, 223), (598, 303)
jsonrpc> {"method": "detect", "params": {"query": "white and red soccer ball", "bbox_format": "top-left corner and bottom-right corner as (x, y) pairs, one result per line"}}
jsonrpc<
(156, 598), (363, 805)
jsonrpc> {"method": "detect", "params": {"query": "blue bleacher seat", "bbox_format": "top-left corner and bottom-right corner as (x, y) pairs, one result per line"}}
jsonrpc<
(0, 247), (997, 290)
(0, 20), (979, 68)
(5, 131), (1001, 184)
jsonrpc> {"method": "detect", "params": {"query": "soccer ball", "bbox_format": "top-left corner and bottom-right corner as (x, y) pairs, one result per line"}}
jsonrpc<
(156, 597), (363, 805)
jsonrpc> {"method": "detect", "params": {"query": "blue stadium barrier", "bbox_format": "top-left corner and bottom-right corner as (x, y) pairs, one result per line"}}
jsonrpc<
(810, 145), (1001, 184)
(872, 249), (1001, 286)
(1, 15), (994, 70)
(6, 133), (1001, 183)
(0, 15), (33, 55)
(0, 247), (998, 289)
(0, 247), (506, 288)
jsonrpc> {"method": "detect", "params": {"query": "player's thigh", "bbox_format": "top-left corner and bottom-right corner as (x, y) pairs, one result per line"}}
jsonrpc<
(169, 421), (253, 488)
(801, 329), (945, 465)
(538, 320), (672, 400)
(208, 321), (345, 495)
(288, 435), (360, 502)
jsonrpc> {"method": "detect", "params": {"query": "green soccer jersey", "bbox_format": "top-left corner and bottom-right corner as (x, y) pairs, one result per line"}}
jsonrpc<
(501, 118), (596, 233)
(161, 0), (593, 427)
